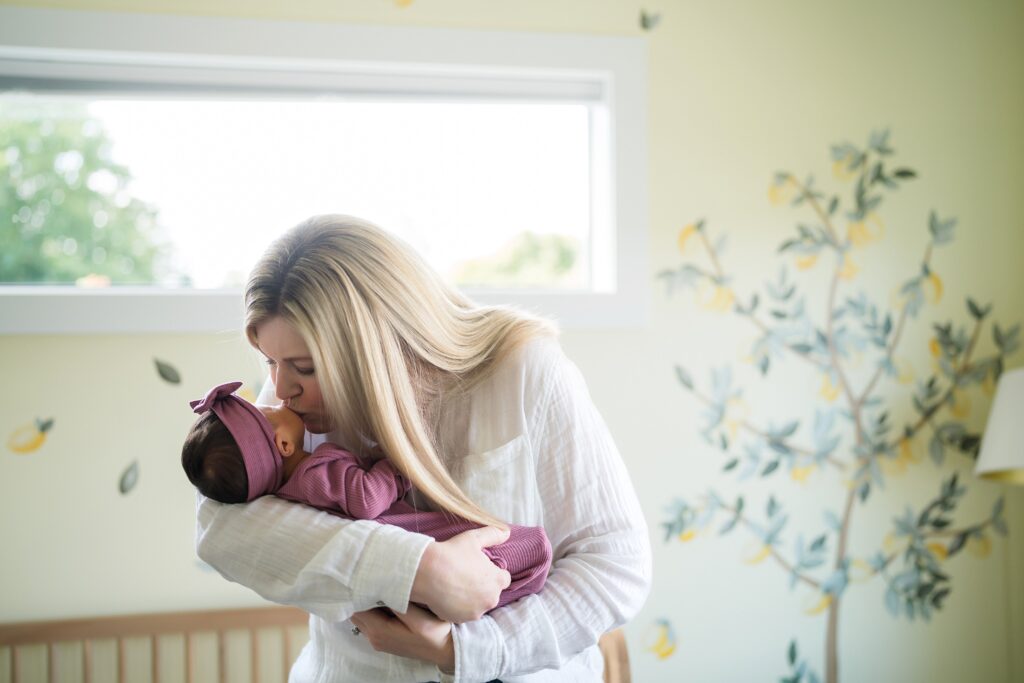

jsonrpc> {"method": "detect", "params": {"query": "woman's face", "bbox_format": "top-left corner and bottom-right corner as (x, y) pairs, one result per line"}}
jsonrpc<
(254, 316), (333, 434)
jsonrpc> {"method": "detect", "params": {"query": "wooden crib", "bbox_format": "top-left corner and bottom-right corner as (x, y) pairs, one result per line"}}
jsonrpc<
(0, 606), (309, 683)
(0, 606), (629, 683)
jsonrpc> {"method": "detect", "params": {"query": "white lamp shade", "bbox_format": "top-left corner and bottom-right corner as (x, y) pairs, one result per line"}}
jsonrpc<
(976, 366), (1024, 484)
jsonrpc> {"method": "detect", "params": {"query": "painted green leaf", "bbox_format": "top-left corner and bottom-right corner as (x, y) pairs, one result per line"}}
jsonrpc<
(639, 10), (661, 30)
(119, 460), (139, 494)
(823, 510), (841, 531)
(931, 587), (951, 609)
(674, 365), (694, 390)
(723, 458), (739, 471)
(35, 418), (55, 433)
(929, 435), (945, 466)
(154, 358), (181, 384)
(947, 533), (968, 557)
(880, 585), (897, 618)
(788, 639), (797, 666)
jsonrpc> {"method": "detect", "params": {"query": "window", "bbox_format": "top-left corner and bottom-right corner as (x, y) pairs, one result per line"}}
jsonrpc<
(0, 6), (648, 331)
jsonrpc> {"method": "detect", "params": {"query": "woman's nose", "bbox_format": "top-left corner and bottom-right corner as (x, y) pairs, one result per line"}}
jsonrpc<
(274, 372), (301, 402)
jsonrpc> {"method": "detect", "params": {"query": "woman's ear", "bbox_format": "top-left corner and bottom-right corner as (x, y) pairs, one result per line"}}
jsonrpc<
(275, 431), (295, 457)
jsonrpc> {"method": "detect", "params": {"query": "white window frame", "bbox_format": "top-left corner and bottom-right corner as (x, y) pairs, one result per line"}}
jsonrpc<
(0, 6), (648, 333)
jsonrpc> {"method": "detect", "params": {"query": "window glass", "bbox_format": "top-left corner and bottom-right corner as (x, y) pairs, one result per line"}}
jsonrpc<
(1, 96), (593, 290)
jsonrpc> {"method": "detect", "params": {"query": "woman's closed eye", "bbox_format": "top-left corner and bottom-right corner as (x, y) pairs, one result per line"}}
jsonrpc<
(264, 358), (314, 376)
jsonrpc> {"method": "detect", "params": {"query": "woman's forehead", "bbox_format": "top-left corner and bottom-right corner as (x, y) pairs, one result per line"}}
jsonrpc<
(255, 317), (311, 358)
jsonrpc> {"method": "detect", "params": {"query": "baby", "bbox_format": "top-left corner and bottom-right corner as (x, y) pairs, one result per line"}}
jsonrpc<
(181, 381), (551, 611)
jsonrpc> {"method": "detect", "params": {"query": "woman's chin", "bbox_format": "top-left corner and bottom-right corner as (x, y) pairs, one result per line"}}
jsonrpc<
(302, 417), (332, 434)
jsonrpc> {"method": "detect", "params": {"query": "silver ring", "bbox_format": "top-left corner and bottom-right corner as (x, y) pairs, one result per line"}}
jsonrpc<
(351, 626), (361, 636)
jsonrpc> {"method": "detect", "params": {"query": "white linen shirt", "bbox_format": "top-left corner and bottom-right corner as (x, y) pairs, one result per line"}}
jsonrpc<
(195, 337), (651, 682)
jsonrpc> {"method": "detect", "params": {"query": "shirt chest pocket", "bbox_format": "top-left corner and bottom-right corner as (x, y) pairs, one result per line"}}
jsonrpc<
(455, 434), (538, 524)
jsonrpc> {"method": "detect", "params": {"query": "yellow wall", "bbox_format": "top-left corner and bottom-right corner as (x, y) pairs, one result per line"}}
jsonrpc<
(1, 1), (1022, 682)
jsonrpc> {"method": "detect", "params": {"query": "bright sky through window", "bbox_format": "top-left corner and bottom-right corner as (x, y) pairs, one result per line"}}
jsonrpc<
(82, 98), (593, 289)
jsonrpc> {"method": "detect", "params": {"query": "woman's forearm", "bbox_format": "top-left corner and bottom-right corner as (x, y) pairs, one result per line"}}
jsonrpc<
(195, 493), (432, 620)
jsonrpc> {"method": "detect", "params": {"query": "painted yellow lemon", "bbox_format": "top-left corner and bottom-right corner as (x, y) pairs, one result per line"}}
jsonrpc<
(849, 558), (873, 583)
(723, 397), (749, 440)
(7, 418), (54, 454)
(838, 253), (859, 280)
(967, 535), (992, 559)
(902, 437), (922, 464)
(950, 390), (971, 418)
(832, 157), (856, 181)
(678, 223), (699, 254)
(881, 454), (907, 477)
(927, 542), (948, 562)
(678, 529), (698, 543)
(929, 337), (942, 358)
(820, 374), (841, 402)
(804, 593), (833, 616)
(894, 357), (914, 385)
(924, 272), (944, 304)
(791, 464), (816, 484)
(982, 370), (997, 396)
(645, 619), (677, 660)
(847, 213), (885, 247)
(697, 282), (736, 312)
(768, 176), (798, 206)
(795, 253), (818, 270)
(882, 532), (903, 554)
(744, 543), (772, 565)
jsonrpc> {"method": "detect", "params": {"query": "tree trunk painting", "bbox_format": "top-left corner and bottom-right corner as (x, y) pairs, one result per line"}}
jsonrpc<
(658, 131), (1017, 683)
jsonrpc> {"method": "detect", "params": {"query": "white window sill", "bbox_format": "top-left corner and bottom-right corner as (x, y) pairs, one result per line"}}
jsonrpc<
(0, 286), (648, 334)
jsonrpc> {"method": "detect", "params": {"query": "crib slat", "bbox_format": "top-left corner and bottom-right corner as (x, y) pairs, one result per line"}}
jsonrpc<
(250, 629), (259, 683)
(283, 628), (290, 683)
(83, 639), (92, 683)
(11, 645), (17, 683)
(185, 633), (193, 683)
(151, 634), (159, 683)
(46, 642), (53, 683)
(217, 631), (225, 683)
(117, 637), (125, 683)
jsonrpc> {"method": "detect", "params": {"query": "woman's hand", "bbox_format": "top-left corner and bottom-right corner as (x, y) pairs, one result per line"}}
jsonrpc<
(350, 604), (455, 673)
(411, 526), (512, 623)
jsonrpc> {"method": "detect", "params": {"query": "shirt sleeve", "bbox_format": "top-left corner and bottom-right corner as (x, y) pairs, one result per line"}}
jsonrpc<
(196, 494), (432, 621)
(283, 444), (412, 519)
(195, 379), (431, 621)
(449, 344), (652, 681)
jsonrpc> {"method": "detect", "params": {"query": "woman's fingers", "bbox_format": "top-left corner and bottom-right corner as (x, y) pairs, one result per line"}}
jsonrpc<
(350, 607), (392, 633)
(467, 525), (511, 550)
(411, 526), (513, 622)
(350, 606), (454, 670)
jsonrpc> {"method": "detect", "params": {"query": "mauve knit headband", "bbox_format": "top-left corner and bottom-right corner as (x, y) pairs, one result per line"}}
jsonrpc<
(189, 381), (283, 501)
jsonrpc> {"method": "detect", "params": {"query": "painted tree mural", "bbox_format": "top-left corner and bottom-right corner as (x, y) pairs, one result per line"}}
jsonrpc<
(657, 131), (1019, 683)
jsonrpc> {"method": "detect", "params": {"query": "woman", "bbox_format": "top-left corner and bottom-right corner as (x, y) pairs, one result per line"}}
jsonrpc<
(195, 215), (651, 682)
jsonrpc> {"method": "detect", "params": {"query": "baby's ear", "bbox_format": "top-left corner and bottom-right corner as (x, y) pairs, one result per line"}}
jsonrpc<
(275, 431), (295, 457)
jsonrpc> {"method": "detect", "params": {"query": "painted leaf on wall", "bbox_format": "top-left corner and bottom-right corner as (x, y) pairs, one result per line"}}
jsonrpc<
(119, 460), (139, 494)
(154, 358), (181, 384)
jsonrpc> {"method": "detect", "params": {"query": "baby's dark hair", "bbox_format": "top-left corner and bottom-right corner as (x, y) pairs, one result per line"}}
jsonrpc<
(181, 411), (249, 504)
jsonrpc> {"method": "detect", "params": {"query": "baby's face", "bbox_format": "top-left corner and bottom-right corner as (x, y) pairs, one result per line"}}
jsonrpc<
(258, 404), (306, 450)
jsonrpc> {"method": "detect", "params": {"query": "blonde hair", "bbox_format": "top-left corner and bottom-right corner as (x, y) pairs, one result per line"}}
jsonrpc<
(244, 215), (555, 528)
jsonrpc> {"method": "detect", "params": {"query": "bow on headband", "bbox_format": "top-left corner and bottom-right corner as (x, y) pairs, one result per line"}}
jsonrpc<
(190, 381), (283, 501)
